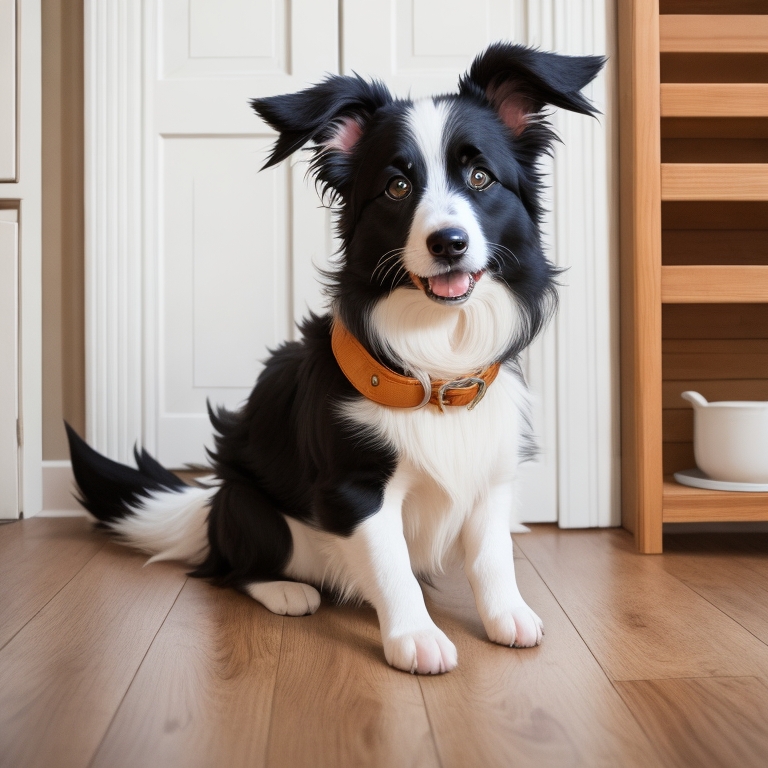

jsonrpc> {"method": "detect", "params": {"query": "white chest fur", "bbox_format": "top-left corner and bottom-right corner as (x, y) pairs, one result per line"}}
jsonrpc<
(337, 280), (530, 575)
(340, 366), (529, 575)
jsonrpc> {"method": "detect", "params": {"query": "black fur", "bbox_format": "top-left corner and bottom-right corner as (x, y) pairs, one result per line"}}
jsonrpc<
(65, 422), (185, 524)
(68, 43), (604, 590)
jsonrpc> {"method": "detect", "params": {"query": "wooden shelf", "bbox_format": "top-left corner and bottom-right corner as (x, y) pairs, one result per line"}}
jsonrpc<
(661, 266), (768, 304)
(661, 164), (768, 201)
(663, 479), (768, 523)
(661, 83), (768, 117)
(660, 15), (768, 53)
(620, 3), (768, 552)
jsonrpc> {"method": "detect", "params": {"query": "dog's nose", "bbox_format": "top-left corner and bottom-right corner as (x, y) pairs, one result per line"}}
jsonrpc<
(427, 228), (469, 260)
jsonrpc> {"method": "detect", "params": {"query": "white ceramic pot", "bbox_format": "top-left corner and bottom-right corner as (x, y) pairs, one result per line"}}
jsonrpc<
(681, 391), (768, 483)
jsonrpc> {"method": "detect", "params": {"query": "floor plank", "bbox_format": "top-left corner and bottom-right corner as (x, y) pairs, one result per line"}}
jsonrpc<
(5, 520), (768, 767)
(418, 559), (661, 768)
(615, 677), (768, 768)
(0, 518), (104, 649)
(265, 601), (439, 768)
(515, 526), (768, 680)
(0, 543), (186, 768)
(91, 578), (283, 768)
(661, 534), (768, 645)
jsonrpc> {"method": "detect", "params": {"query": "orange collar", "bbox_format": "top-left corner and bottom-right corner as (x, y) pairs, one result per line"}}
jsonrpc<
(330, 321), (500, 411)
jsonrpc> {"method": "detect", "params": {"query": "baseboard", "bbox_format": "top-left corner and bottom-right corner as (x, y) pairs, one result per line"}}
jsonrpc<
(39, 460), (87, 517)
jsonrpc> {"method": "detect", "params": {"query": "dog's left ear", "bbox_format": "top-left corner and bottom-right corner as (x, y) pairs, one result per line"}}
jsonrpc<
(250, 74), (393, 170)
(459, 43), (605, 136)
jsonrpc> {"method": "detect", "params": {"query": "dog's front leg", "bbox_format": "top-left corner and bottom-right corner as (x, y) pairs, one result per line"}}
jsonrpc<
(462, 481), (543, 648)
(332, 474), (457, 674)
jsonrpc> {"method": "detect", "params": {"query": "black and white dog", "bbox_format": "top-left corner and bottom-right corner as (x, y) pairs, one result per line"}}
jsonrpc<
(67, 44), (603, 674)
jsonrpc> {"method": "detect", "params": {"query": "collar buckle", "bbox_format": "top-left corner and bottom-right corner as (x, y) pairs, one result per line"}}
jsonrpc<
(436, 377), (488, 413)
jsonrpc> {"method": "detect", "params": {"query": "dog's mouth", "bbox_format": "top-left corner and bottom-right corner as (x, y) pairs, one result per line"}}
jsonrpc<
(414, 270), (484, 304)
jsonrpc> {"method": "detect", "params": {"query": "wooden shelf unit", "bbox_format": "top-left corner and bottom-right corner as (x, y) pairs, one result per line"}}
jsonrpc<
(619, 1), (768, 553)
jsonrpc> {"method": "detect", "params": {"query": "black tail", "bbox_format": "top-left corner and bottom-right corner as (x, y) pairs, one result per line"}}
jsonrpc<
(65, 423), (187, 524)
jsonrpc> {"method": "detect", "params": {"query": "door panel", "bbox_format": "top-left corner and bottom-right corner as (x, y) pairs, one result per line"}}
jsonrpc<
(150, 0), (338, 465)
(343, 0), (524, 95)
(159, 136), (287, 419)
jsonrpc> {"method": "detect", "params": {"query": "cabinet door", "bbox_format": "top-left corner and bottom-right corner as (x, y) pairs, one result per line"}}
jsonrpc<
(0, 0), (16, 181)
(151, 0), (338, 466)
(342, 0), (556, 522)
(0, 211), (19, 519)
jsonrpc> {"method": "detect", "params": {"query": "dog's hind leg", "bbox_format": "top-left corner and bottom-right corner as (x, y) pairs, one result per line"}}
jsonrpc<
(244, 581), (321, 616)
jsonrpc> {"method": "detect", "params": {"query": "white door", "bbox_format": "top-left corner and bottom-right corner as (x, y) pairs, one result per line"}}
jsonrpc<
(0, 210), (19, 519)
(89, 0), (617, 526)
(342, 0), (557, 522)
(148, 0), (339, 467)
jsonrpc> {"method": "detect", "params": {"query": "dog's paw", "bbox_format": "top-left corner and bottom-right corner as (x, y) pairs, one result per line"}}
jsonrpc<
(245, 581), (321, 616)
(383, 627), (458, 674)
(484, 605), (544, 648)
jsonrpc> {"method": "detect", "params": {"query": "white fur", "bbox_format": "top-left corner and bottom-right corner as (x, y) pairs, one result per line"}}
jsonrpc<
(329, 469), (457, 674)
(403, 99), (488, 279)
(368, 279), (520, 380)
(109, 485), (214, 566)
(340, 365), (527, 576)
(462, 481), (543, 647)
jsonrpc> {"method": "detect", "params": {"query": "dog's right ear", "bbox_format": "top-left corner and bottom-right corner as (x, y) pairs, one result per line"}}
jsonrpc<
(250, 75), (393, 170)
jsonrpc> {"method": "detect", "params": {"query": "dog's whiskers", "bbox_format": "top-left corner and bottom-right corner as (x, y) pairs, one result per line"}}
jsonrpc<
(380, 257), (408, 286)
(373, 248), (406, 284)
(387, 265), (410, 296)
(488, 242), (521, 272)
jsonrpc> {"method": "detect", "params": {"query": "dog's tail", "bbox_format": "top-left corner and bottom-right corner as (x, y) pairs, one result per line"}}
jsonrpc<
(65, 423), (214, 566)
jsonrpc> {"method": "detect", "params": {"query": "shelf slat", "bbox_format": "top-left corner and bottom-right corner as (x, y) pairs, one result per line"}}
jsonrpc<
(661, 83), (768, 117)
(661, 266), (768, 303)
(660, 15), (768, 53)
(661, 164), (768, 201)
(663, 480), (768, 523)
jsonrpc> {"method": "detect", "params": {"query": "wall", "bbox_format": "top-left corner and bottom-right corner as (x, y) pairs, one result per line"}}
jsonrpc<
(42, 0), (85, 459)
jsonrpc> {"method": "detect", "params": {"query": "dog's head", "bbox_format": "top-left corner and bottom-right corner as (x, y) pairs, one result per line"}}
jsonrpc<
(252, 44), (604, 370)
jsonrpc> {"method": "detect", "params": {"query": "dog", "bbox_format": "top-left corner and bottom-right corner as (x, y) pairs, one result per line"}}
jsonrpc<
(66, 43), (604, 674)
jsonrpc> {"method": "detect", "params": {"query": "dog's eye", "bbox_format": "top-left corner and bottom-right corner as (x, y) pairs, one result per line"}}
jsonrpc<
(468, 168), (495, 191)
(386, 176), (412, 200)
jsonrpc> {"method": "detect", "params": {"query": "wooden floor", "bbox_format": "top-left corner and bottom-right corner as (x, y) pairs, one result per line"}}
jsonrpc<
(2, 521), (768, 768)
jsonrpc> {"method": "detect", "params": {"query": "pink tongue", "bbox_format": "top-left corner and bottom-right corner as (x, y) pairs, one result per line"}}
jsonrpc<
(428, 271), (470, 298)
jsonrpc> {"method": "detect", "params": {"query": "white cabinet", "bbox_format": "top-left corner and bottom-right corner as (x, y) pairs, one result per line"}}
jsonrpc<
(0, 210), (18, 518)
(0, 0), (42, 518)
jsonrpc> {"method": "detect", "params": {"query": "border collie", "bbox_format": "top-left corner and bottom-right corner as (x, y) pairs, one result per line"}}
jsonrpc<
(67, 43), (604, 674)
